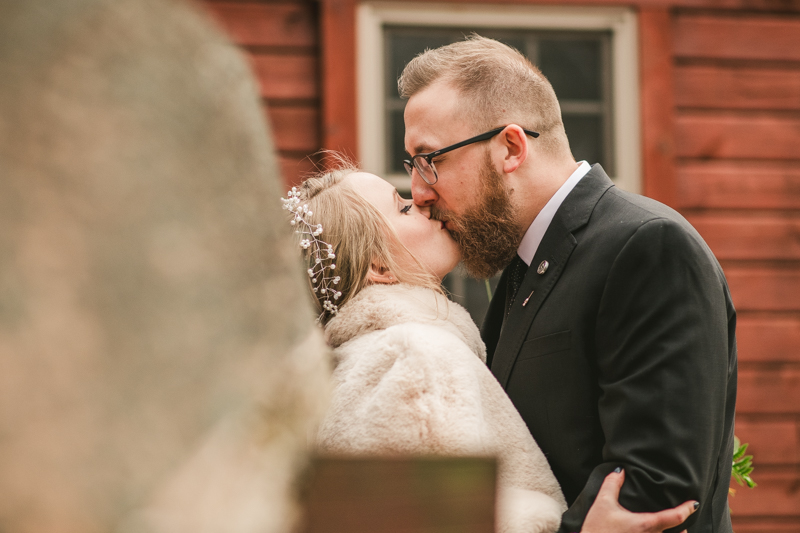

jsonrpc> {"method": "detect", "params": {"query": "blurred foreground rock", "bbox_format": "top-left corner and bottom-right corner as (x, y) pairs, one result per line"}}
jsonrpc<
(0, 0), (330, 531)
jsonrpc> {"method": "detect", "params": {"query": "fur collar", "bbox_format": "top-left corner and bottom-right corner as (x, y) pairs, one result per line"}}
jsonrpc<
(325, 284), (487, 363)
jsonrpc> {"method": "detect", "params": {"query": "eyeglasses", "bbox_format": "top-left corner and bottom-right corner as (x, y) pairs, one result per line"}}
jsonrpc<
(403, 126), (539, 185)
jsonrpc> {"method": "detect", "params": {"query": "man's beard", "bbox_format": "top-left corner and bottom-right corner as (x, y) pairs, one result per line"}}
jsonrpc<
(431, 152), (523, 279)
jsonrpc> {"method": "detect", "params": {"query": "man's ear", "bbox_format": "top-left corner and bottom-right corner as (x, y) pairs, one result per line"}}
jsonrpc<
(367, 261), (396, 284)
(499, 124), (529, 174)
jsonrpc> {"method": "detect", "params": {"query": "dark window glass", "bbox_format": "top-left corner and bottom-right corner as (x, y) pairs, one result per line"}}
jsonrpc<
(563, 115), (604, 170)
(539, 39), (602, 100)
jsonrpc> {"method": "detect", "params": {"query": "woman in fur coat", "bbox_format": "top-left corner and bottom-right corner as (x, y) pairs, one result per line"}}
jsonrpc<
(285, 165), (698, 533)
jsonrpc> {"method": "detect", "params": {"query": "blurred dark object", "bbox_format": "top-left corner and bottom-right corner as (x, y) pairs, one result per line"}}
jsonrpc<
(301, 457), (497, 533)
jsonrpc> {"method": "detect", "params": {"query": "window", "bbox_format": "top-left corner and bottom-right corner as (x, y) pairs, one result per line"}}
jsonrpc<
(358, 3), (640, 324)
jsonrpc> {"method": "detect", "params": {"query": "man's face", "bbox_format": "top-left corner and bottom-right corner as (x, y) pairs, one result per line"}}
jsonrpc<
(404, 81), (523, 278)
(404, 80), (486, 221)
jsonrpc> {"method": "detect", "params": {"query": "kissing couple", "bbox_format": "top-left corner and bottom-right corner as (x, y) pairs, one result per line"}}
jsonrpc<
(285, 36), (736, 533)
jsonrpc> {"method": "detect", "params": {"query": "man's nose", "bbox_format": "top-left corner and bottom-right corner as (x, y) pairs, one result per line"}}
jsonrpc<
(410, 170), (439, 207)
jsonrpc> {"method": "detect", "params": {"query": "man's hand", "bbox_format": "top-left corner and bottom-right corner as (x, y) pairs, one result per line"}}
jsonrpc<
(581, 469), (699, 533)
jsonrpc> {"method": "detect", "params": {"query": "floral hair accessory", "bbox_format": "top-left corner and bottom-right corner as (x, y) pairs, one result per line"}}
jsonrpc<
(282, 187), (341, 322)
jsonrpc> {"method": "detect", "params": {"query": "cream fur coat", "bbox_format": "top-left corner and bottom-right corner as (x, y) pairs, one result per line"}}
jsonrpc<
(317, 284), (568, 533)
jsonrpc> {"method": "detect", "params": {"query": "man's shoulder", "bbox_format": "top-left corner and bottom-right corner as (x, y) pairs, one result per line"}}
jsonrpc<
(563, 165), (689, 236)
(587, 184), (699, 239)
(601, 186), (684, 225)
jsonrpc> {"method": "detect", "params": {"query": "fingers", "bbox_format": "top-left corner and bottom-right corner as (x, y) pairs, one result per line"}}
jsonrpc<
(595, 468), (625, 504)
(641, 500), (699, 532)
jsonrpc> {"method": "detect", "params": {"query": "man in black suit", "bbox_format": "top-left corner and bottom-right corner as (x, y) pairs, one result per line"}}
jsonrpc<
(401, 36), (736, 533)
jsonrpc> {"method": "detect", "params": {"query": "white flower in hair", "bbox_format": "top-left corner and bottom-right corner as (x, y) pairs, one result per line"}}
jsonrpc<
(281, 187), (340, 322)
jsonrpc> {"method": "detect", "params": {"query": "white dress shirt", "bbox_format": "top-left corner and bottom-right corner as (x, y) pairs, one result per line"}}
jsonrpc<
(517, 161), (591, 266)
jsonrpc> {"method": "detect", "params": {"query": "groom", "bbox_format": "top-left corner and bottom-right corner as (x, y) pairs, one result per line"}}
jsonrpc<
(401, 36), (736, 533)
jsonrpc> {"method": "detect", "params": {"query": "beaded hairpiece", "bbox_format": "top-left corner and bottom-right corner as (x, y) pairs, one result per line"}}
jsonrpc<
(281, 187), (342, 322)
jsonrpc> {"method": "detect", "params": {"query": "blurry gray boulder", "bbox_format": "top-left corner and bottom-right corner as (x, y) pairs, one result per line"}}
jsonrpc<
(0, 0), (330, 532)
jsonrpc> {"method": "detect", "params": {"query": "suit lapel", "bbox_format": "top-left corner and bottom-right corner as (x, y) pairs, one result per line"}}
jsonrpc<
(490, 216), (576, 388)
(488, 164), (615, 389)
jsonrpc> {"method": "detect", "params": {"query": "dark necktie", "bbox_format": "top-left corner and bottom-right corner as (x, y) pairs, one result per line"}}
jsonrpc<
(505, 254), (528, 318)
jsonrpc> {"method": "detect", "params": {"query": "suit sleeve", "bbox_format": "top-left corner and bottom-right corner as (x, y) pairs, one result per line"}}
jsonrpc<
(559, 218), (732, 533)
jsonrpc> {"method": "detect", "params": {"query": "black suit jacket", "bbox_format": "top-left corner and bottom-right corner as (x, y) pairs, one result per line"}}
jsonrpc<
(481, 165), (737, 533)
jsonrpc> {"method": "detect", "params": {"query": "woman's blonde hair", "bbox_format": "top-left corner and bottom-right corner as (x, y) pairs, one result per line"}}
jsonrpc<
(293, 160), (443, 324)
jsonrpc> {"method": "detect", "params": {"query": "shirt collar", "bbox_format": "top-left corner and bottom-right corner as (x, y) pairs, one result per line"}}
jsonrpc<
(517, 161), (591, 266)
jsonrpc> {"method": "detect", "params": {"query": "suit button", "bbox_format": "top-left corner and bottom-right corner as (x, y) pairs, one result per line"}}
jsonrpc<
(537, 260), (549, 275)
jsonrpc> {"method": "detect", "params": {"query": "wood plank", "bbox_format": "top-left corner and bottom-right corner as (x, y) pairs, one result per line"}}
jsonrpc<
(266, 106), (320, 152)
(675, 114), (800, 160)
(387, 0), (800, 10)
(280, 155), (320, 189)
(737, 368), (800, 414)
(320, 0), (358, 159)
(674, 15), (800, 61)
(676, 162), (800, 210)
(734, 419), (799, 465)
(675, 65), (800, 111)
(737, 317), (800, 363)
(640, 8), (677, 207)
(249, 54), (317, 100)
(725, 268), (800, 312)
(729, 519), (800, 533)
(205, 2), (316, 47)
(687, 215), (800, 260)
(729, 470), (800, 516)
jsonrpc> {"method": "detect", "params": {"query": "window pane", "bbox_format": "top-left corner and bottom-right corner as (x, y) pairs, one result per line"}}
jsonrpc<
(563, 114), (604, 167)
(539, 38), (602, 101)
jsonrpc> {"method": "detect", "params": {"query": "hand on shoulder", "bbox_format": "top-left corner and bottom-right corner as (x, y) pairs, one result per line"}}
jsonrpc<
(581, 469), (698, 533)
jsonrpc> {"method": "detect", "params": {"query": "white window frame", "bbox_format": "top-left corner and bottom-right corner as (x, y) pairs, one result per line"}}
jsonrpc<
(357, 1), (641, 193)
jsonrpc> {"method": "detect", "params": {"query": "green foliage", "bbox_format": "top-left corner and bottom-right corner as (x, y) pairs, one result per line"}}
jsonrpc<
(731, 435), (756, 490)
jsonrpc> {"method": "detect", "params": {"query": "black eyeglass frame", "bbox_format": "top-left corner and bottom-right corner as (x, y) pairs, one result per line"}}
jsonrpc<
(403, 125), (540, 185)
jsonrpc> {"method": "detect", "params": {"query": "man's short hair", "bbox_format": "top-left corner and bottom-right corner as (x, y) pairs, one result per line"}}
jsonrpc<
(398, 35), (571, 157)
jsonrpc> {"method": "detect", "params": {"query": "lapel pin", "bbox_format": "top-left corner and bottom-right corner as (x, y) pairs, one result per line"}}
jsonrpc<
(537, 260), (549, 275)
(522, 290), (535, 307)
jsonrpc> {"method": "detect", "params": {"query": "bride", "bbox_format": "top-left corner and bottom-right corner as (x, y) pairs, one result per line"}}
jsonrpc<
(283, 162), (697, 533)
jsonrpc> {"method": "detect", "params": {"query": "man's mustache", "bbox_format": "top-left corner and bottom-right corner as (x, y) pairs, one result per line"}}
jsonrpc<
(429, 205), (451, 224)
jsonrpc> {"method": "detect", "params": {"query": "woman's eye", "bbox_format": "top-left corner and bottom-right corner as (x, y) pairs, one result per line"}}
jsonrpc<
(400, 204), (412, 214)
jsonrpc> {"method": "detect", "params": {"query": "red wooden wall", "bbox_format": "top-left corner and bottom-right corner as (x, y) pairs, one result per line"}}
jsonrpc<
(203, 0), (800, 530)
(205, 0), (323, 189)
(670, 9), (800, 532)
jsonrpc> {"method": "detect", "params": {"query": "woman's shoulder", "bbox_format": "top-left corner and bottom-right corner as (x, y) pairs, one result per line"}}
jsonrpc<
(325, 283), (486, 362)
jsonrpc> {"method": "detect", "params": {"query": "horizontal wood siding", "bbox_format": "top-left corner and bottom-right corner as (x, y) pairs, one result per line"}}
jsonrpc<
(206, 2), (316, 47)
(674, 10), (800, 530)
(205, 1), (321, 188)
(677, 162), (800, 210)
(687, 216), (800, 260)
(675, 114), (800, 160)
(673, 15), (800, 61)
(737, 317), (800, 363)
(675, 66), (800, 111)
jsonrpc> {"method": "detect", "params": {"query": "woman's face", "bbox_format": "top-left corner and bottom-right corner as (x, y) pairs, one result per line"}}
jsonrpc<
(345, 172), (460, 280)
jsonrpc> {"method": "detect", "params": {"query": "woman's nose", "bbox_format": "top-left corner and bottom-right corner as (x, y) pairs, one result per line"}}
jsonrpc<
(416, 203), (432, 219)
